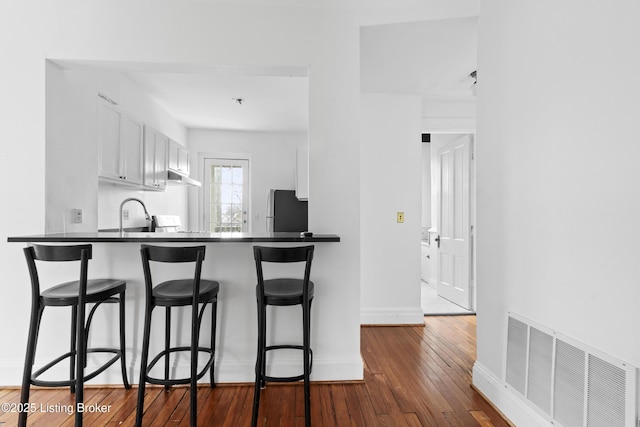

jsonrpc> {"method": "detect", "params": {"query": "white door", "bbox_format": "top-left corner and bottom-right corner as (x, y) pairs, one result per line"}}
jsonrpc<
(435, 136), (472, 309)
(203, 158), (250, 232)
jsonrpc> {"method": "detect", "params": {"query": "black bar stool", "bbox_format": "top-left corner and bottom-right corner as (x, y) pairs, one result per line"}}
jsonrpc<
(136, 245), (219, 427)
(251, 245), (315, 427)
(20, 244), (130, 427)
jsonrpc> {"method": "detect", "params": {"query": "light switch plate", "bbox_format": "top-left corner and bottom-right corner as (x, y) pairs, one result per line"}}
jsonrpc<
(73, 208), (83, 224)
(397, 212), (405, 223)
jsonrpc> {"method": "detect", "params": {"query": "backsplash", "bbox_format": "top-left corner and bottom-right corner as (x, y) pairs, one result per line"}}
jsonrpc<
(97, 182), (189, 230)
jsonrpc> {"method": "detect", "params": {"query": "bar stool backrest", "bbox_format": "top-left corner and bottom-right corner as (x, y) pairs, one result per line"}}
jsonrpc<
(28, 244), (93, 262)
(140, 245), (206, 296)
(254, 246), (313, 264)
(24, 244), (92, 297)
(141, 245), (205, 263)
(253, 245), (314, 295)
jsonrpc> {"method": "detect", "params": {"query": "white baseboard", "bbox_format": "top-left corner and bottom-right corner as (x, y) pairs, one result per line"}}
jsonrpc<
(0, 354), (364, 387)
(360, 307), (425, 325)
(472, 362), (548, 427)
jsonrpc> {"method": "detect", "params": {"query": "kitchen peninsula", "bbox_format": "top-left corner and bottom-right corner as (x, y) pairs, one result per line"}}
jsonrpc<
(6, 231), (356, 386)
(8, 231), (340, 243)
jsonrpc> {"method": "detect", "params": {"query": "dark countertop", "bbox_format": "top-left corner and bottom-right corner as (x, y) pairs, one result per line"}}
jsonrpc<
(7, 231), (340, 243)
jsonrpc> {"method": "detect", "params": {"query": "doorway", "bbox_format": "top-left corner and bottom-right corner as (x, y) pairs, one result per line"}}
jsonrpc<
(421, 134), (475, 315)
(203, 158), (250, 232)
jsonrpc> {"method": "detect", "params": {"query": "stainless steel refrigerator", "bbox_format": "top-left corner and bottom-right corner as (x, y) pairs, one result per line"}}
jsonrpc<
(266, 189), (308, 232)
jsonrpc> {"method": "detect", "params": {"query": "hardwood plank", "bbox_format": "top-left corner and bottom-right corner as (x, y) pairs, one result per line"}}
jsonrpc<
(94, 387), (139, 425)
(178, 387), (214, 427)
(201, 385), (236, 427)
(327, 384), (351, 426)
(264, 384), (288, 427)
(148, 387), (188, 427)
(221, 386), (252, 427)
(470, 410), (496, 427)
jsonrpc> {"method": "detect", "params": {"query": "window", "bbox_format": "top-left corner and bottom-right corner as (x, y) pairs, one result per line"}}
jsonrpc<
(203, 158), (249, 232)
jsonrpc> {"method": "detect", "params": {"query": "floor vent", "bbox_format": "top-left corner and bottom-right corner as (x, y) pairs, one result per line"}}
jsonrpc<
(505, 313), (636, 427)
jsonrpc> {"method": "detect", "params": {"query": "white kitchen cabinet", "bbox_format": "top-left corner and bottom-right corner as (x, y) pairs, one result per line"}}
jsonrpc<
(295, 143), (309, 201)
(420, 242), (430, 282)
(98, 100), (143, 185)
(98, 101), (121, 181)
(168, 139), (190, 176)
(143, 126), (168, 190)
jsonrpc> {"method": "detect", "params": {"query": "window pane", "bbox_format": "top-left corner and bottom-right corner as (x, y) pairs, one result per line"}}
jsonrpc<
(221, 166), (232, 184)
(232, 166), (243, 184)
(232, 185), (242, 203)
(221, 184), (232, 203)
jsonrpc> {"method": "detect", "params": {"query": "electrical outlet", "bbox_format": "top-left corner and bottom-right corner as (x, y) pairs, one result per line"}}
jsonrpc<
(123, 210), (129, 220)
(72, 208), (83, 224)
(397, 212), (405, 223)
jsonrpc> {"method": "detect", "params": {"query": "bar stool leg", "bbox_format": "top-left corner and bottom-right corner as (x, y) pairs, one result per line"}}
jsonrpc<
(190, 303), (199, 427)
(259, 306), (267, 389)
(164, 307), (171, 391)
(136, 304), (153, 427)
(118, 291), (130, 389)
(303, 301), (311, 427)
(19, 304), (43, 427)
(69, 305), (78, 394)
(210, 298), (217, 387)
(75, 297), (87, 426)
(251, 303), (266, 427)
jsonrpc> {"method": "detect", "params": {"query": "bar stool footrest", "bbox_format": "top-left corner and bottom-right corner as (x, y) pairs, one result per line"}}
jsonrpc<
(262, 344), (313, 383)
(30, 348), (125, 388)
(145, 346), (214, 386)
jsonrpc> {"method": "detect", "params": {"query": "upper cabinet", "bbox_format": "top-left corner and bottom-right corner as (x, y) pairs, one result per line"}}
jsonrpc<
(98, 100), (143, 186)
(168, 139), (190, 176)
(97, 95), (194, 191)
(143, 125), (168, 190)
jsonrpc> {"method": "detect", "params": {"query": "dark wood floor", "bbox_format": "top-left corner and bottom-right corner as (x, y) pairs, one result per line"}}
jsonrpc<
(0, 315), (510, 426)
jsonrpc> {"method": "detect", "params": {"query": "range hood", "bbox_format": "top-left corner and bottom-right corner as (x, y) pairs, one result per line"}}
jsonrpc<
(167, 170), (202, 187)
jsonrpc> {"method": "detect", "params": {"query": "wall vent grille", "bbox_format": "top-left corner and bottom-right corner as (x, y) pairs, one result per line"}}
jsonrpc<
(505, 313), (636, 427)
(506, 316), (528, 395)
(527, 327), (553, 415)
(587, 355), (626, 427)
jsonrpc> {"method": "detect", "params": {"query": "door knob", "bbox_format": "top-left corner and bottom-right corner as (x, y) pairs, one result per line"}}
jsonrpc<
(435, 235), (440, 248)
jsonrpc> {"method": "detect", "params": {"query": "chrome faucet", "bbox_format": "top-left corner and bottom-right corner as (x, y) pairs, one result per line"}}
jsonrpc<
(119, 198), (151, 233)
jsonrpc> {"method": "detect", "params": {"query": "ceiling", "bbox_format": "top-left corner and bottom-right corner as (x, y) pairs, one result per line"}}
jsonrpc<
(124, 69), (309, 132)
(64, 1), (478, 132)
(360, 17), (478, 101)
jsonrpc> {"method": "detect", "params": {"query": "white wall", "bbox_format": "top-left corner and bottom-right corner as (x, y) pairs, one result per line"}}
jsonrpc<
(474, 1), (640, 424)
(0, 0), (361, 386)
(188, 129), (304, 232)
(360, 93), (424, 324)
(422, 98), (476, 134)
(45, 63), (100, 233)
